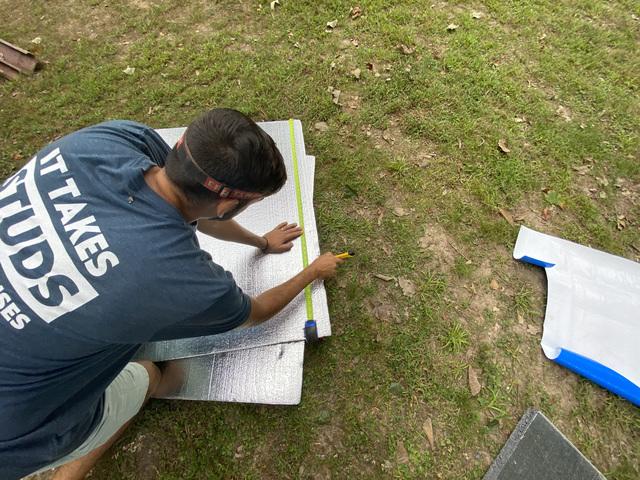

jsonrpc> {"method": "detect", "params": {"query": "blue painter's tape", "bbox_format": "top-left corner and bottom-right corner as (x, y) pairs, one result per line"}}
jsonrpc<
(555, 349), (640, 407)
(519, 255), (555, 268)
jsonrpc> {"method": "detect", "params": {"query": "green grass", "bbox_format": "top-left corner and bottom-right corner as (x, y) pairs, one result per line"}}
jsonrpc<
(2, 0), (639, 479)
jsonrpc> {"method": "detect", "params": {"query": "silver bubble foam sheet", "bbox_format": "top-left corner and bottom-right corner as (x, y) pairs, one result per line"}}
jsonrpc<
(153, 342), (305, 404)
(136, 121), (326, 404)
(137, 121), (329, 362)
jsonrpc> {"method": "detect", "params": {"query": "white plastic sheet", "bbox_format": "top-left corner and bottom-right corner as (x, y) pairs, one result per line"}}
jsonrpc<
(513, 226), (640, 406)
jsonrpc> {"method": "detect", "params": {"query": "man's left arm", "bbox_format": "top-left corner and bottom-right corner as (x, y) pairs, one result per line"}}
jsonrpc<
(197, 219), (303, 253)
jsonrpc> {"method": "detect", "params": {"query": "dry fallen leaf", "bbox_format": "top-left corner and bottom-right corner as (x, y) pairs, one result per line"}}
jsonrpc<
(447, 23), (459, 31)
(556, 105), (572, 122)
(471, 11), (484, 19)
(418, 232), (431, 249)
(396, 441), (410, 464)
(393, 206), (409, 217)
(31, 37), (42, 45)
(468, 366), (481, 396)
(398, 277), (416, 297)
(122, 66), (135, 75)
(270, 0), (280, 10)
(498, 208), (515, 226)
(490, 279), (499, 290)
(572, 164), (592, 175)
(350, 6), (362, 19)
(617, 215), (627, 231)
(314, 121), (329, 132)
(526, 324), (541, 336)
(372, 303), (394, 322)
(374, 274), (394, 282)
(541, 207), (553, 221)
(497, 139), (510, 153)
(398, 44), (415, 55)
(327, 86), (341, 105)
(382, 129), (394, 143)
(351, 67), (361, 80)
(326, 19), (338, 29)
(423, 418), (435, 450)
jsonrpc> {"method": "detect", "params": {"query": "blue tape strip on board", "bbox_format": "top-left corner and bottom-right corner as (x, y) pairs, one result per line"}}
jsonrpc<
(555, 349), (640, 407)
(519, 255), (556, 268)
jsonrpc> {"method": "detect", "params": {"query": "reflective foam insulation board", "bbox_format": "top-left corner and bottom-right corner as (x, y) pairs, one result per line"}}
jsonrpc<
(483, 409), (606, 480)
(152, 341), (305, 405)
(137, 121), (329, 362)
(513, 226), (640, 406)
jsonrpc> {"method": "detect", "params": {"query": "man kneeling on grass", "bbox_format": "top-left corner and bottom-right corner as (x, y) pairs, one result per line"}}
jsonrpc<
(0, 108), (343, 479)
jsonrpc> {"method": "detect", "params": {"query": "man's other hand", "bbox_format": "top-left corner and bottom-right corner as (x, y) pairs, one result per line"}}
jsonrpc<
(310, 252), (344, 280)
(262, 222), (303, 253)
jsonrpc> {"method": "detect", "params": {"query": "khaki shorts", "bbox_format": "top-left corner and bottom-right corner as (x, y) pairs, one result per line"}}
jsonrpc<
(34, 362), (149, 474)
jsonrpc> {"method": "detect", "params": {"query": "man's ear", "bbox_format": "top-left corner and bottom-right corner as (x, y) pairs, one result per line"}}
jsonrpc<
(215, 198), (240, 218)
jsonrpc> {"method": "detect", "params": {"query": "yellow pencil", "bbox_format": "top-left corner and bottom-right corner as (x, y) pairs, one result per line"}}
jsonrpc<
(335, 251), (355, 259)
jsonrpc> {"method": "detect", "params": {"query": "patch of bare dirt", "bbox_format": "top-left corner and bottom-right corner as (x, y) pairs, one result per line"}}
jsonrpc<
(417, 223), (458, 268)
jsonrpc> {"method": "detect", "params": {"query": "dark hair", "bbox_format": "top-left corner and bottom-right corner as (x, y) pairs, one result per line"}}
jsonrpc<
(165, 108), (286, 205)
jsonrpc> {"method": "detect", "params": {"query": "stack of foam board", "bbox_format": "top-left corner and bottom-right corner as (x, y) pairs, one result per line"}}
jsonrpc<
(135, 120), (329, 405)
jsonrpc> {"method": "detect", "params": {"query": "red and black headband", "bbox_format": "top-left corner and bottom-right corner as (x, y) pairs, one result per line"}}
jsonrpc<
(175, 131), (264, 201)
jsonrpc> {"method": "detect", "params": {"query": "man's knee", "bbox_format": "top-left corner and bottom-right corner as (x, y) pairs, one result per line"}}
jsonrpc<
(135, 361), (161, 398)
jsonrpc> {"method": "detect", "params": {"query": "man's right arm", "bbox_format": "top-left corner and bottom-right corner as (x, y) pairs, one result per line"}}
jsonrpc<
(242, 253), (343, 328)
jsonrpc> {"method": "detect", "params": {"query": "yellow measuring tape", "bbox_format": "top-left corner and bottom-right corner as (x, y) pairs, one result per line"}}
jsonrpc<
(288, 119), (314, 321)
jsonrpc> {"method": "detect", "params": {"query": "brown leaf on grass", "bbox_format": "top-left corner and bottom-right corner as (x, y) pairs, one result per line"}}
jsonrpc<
(572, 164), (592, 175)
(497, 139), (510, 153)
(374, 274), (394, 282)
(415, 153), (436, 168)
(314, 121), (329, 132)
(617, 215), (627, 231)
(468, 366), (481, 396)
(498, 208), (515, 226)
(351, 67), (361, 80)
(396, 440), (410, 464)
(270, 0), (280, 10)
(398, 277), (416, 297)
(423, 418), (435, 450)
(418, 233), (431, 249)
(327, 86), (341, 105)
(526, 324), (541, 336)
(447, 23), (459, 31)
(471, 11), (484, 19)
(350, 6), (362, 19)
(372, 303), (394, 322)
(556, 105), (572, 122)
(490, 279), (499, 290)
(326, 19), (338, 29)
(541, 207), (553, 221)
(398, 44), (415, 55)
(393, 206), (409, 217)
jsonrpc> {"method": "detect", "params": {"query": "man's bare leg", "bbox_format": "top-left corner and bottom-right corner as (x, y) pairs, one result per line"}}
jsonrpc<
(51, 361), (161, 480)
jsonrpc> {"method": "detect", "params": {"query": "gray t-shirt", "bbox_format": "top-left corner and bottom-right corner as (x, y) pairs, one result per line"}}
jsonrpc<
(0, 121), (250, 479)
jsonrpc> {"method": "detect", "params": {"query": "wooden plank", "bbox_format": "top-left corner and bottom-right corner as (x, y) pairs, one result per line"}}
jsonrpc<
(0, 59), (20, 80)
(0, 39), (37, 74)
